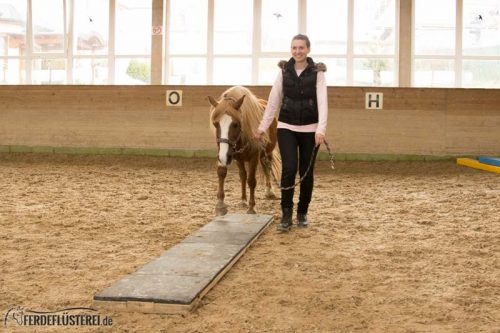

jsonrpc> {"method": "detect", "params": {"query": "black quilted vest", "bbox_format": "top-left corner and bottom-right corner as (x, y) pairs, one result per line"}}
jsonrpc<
(278, 57), (318, 125)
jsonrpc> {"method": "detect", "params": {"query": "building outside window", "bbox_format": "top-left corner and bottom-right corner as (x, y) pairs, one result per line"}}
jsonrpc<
(0, 0), (27, 83)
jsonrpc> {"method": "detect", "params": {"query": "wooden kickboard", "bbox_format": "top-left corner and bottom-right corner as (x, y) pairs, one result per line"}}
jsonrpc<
(93, 214), (273, 314)
(457, 158), (500, 174)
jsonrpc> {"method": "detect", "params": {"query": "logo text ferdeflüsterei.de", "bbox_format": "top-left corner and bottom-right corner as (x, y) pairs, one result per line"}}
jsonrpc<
(4, 306), (113, 327)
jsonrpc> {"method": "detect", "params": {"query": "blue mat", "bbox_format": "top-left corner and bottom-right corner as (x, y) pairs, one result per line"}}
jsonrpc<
(479, 156), (500, 167)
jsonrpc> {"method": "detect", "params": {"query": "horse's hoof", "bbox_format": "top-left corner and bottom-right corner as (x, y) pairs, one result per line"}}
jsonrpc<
(239, 201), (248, 208)
(216, 201), (228, 209)
(265, 190), (277, 199)
(215, 206), (228, 216)
(246, 208), (256, 214)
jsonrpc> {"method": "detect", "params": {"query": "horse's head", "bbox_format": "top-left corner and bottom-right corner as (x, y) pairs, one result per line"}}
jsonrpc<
(4, 306), (24, 326)
(208, 94), (246, 166)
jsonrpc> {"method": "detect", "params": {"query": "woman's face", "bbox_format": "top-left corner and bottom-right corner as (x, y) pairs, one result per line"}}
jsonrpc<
(291, 39), (310, 63)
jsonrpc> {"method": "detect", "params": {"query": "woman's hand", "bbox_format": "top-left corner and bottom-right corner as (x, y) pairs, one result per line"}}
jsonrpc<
(315, 133), (325, 147)
(254, 130), (264, 140)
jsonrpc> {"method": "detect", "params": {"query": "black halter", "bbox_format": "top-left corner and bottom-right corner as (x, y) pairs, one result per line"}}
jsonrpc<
(216, 137), (238, 149)
(215, 96), (243, 155)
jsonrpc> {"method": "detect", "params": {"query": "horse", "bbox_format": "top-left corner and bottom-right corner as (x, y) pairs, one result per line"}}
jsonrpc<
(208, 86), (281, 216)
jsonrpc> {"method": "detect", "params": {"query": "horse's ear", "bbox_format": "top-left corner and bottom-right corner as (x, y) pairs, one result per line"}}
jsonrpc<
(207, 96), (218, 107)
(233, 95), (246, 110)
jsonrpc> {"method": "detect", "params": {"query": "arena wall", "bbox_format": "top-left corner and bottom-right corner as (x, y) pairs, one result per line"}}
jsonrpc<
(0, 86), (498, 159)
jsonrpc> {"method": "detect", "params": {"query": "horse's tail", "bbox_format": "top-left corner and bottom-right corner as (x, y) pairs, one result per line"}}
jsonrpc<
(270, 148), (282, 183)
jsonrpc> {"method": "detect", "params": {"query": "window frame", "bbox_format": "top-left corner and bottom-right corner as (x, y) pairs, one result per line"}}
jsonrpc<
(164, 0), (400, 86)
(412, 0), (500, 88)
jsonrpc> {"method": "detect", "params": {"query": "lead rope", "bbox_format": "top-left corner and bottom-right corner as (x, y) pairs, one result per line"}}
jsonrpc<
(261, 139), (335, 191)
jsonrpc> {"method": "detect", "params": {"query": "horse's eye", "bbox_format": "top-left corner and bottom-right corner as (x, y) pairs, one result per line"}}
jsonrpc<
(232, 123), (239, 128)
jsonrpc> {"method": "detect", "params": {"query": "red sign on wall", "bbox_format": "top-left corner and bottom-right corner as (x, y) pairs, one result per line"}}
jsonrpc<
(152, 26), (163, 35)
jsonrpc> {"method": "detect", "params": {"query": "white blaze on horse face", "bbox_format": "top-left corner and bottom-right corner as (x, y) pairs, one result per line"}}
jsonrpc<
(217, 114), (232, 166)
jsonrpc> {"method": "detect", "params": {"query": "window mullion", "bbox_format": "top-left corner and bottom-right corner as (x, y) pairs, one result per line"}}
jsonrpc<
(27, 0), (33, 83)
(164, 0), (171, 84)
(207, 0), (214, 84)
(455, 0), (463, 87)
(347, 0), (354, 85)
(252, 0), (262, 84)
(67, 0), (74, 84)
(109, 0), (116, 84)
(299, 0), (306, 33)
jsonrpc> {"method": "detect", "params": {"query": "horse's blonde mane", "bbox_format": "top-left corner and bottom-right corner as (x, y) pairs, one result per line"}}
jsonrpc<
(210, 86), (270, 145)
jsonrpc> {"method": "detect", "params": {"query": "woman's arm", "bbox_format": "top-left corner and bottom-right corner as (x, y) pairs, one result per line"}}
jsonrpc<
(256, 71), (283, 137)
(315, 71), (328, 136)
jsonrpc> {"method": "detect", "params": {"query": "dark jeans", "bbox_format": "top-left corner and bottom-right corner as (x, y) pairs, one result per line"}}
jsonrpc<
(277, 128), (318, 214)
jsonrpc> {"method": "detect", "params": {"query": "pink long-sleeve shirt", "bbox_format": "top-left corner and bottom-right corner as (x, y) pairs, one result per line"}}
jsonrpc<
(258, 68), (328, 135)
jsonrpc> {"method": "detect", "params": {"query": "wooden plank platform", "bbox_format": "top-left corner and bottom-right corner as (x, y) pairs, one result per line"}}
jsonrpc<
(93, 214), (273, 314)
(457, 158), (500, 174)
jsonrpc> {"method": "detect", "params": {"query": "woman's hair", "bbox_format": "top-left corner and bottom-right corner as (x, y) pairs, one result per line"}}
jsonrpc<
(291, 34), (311, 48)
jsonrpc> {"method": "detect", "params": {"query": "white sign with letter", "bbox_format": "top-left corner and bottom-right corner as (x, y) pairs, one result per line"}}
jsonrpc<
(166, 90), (183, 107)
(365, 92), (383, 110)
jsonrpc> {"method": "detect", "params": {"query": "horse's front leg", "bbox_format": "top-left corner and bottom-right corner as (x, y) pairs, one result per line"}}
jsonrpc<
(215, 166), (228, 216)
(246, 157), (258, 214)
(236, 159), (248, 208)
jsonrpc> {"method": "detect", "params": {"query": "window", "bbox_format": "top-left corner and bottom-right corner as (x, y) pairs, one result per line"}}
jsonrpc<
(167, 0), (207, 84)
(261, 0), (298, 52)
(32, 0), (66, 84)
(0, 59), (26, 84)
(115, 0), (151, 55)
(0, 0), (27, 56)
(315, 58), (348, 86)
(164, 0), (398, 86)
(74, 0), (109, 56)
(462, 0), (500, 88)
(73, 58), (108, 84)
(73, 0), (109, 84)
(213, 58), (252, 85)
(414, 0), (500, 88)
(414, 0), (456, 87)
(214, 0), (252, 55)
(414, 0), (456, 56)
(354, 0), (396, 55)
(307, 0), (348, 55)
(307, 0), (348, 86)
(167, 57), (206, 84)
(32, 0), (65, 54)
(213, 0), (252, 84)
(32, 58), (66, 84)
(463, 60), (500, 88)
(414, 59), (455, 87)
(0, 0), (27, 83)
(463, 0), (500, 57)
(169, 0), (207, 55)
(1, 0), (497, 87)
(353, 0), (397, 86)
(115, 0), (152, 84)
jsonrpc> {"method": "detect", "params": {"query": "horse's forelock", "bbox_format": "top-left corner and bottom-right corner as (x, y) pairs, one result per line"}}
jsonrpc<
(210, 100), (241, 123)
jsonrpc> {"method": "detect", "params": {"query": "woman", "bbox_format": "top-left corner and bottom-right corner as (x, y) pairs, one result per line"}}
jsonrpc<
(255, 34), (328, 232)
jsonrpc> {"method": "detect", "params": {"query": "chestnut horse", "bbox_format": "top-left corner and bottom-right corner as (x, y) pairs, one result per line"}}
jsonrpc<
(208, 86), (281, 216)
